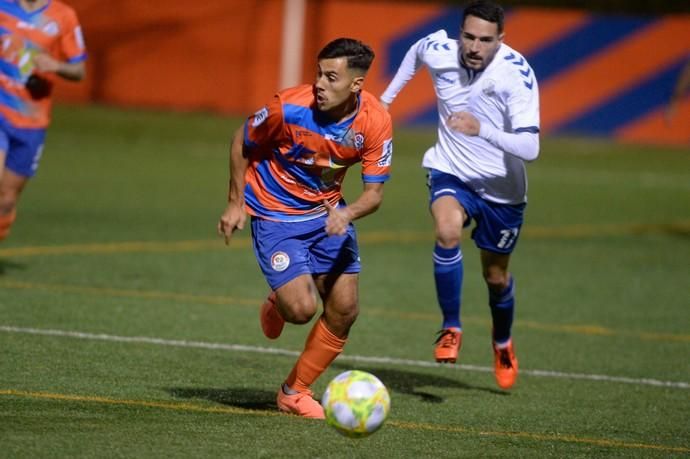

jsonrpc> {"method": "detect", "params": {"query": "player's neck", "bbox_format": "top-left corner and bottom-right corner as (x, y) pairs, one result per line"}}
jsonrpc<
(18, 0), (49, 12)
(324, 94), (360, 123)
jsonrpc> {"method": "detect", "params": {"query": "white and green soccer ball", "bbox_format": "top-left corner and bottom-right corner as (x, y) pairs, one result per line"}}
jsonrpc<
(321, 370), (390, 438)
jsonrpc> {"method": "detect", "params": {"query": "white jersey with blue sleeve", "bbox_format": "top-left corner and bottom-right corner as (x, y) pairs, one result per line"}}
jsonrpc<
(381, 30), (540, 204)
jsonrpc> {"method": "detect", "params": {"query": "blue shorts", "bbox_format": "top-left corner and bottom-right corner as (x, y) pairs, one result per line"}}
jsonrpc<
(250, 216), (361, 290)
(0, 119), (46, 178)
(427, 169), (526, 254)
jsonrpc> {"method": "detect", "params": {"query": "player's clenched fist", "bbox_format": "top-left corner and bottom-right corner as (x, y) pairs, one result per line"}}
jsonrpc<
(323, 200), (353, 236)
(447, 111), (480, 136)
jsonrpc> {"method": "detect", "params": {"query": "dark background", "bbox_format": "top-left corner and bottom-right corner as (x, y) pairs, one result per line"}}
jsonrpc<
(414, 0), (690, 15)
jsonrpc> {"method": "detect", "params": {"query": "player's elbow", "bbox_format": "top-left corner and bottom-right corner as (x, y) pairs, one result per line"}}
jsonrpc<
(520, 133), (540, 162)
(522, 146), (539, 162)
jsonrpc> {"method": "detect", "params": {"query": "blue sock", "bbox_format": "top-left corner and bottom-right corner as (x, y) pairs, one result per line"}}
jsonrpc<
(489, 276), (515, 344)
(433, 243), (463, 330)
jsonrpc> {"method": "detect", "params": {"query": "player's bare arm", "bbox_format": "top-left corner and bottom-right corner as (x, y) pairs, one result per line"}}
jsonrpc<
(32, 54), (85, 81)
(218, 126), (248, 244)
(447, 111), (481, 136)
(324, 182), (384, 236)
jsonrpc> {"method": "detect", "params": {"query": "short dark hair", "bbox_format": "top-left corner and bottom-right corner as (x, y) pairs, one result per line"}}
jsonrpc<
(317, 38), (375, 73)
(462, 0), (505, 34)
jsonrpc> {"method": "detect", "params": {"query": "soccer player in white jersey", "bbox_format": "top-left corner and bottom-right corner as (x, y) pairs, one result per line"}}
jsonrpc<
(380, 0), (540, 389)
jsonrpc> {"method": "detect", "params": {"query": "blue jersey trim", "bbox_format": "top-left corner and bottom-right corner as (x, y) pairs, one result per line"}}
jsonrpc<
(514, 126), (540, 134)
(67, 53), (87, 64)
(282, 103), (355, 142)
(362, 174), (390, 183)
(0, 0), (51, 21)
(242, 120), (259, 149)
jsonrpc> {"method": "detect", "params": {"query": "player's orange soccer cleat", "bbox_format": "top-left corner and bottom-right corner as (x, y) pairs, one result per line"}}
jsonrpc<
(434, 328), (462, 363)
(493, 339), (518, 389)
(260, 291), (285, 339)
(276, 388), (325, 419)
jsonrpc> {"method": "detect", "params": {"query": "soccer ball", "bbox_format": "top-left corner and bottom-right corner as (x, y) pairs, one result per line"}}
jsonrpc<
(321, 370), (390, 438)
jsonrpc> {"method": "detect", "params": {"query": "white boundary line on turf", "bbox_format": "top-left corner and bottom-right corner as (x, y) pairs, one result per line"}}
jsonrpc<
(1, 325), (688, 390)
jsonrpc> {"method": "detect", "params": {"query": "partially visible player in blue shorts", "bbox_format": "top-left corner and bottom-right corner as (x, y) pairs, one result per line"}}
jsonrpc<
(0, 0), (87, 242)
(381, 0), (539, 389)
(428, 169), (526, 255)
(217, 38), (392, 418)
(0, 121), (47, 180)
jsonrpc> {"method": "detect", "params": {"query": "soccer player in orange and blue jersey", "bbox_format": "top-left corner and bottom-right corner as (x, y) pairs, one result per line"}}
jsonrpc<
(218, 38), (392, 419)
(0, 0), (86, 241)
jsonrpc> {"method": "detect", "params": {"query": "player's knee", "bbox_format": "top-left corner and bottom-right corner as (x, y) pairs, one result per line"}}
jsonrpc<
(484, 270), (510, 292)
(435, 226), (461, 247)
(434, 214), (463, 247)
(281, 297), (318, 324)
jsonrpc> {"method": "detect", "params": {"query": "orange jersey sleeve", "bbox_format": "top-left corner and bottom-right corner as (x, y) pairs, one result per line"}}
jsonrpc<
(354, 91), (393, 184)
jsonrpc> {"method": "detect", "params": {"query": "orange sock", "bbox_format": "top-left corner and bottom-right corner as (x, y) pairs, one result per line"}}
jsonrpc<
(285, 317), (346, 393)
(0, 209), (16, 241)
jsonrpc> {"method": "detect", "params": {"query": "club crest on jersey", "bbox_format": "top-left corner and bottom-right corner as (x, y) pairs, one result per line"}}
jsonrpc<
(270, 251), (290, 272)
(354, 133), (365, 150)
(42, 21), (59, 36)
(252, 107), (269, 127)
(482, 79), (496, 97)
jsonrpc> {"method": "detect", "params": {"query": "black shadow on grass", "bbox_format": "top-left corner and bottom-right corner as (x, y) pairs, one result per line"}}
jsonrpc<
(331, 364), (507, 402)
(165, 366), (507, 411)
(166, 387), (277, 411)
(0, 258), (26, 275)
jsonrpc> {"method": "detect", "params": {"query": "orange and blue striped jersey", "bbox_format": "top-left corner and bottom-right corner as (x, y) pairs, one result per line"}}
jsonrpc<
(243, 84), (393, 222)
(0, 0), (86, 129)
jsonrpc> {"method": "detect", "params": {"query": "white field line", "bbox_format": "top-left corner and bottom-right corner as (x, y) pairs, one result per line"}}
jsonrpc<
(1, 325), (687, 390)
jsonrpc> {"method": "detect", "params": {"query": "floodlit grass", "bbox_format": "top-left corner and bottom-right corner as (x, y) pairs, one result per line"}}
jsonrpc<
(1, 104), (689, 457)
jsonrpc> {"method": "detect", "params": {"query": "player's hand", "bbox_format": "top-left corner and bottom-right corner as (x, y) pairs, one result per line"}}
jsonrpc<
(217, 202), (246, 245)
(32, 53), (61, 73)
(323, 200), (352, 236)
(447, 111), (480, 136)
(379, 100), (390, 111)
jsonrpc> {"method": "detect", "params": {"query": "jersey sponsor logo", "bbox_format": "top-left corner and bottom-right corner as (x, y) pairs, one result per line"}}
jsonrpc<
(270, 251), (290, 272)
(252, 107), (269, 127)
(436, 72), (456, 85)
(378, 138), (392, 167)
(16, 21), (35, 30)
